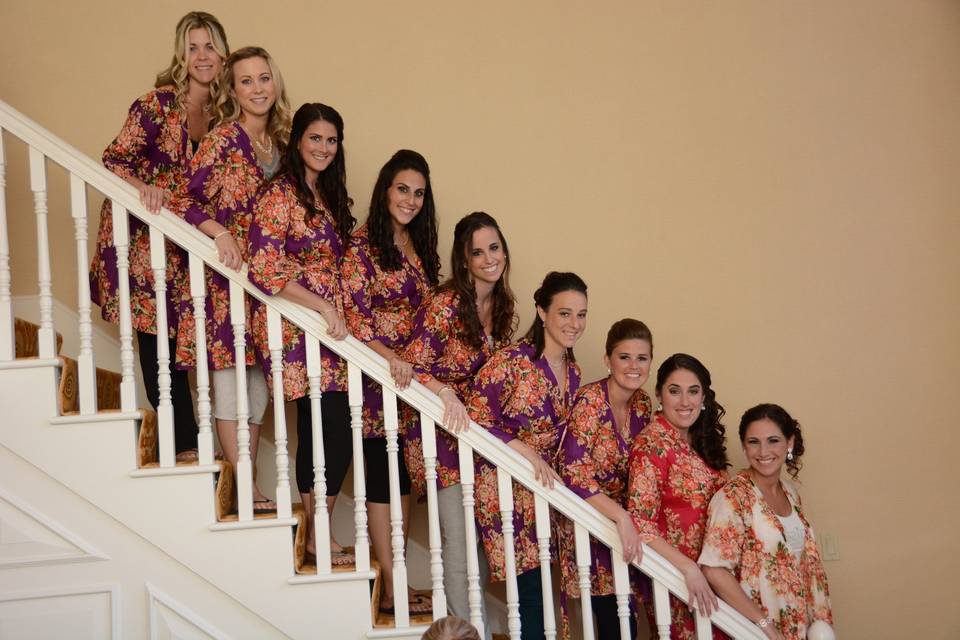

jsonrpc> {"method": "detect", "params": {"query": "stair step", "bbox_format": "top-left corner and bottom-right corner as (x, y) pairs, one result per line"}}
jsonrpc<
(14, 317), (63, 357)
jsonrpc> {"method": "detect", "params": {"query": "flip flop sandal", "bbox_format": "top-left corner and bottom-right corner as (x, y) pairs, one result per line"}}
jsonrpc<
(253, 499), (277, 515)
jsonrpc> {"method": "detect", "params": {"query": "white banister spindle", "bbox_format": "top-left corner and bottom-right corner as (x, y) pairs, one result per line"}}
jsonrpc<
(574, 522), (596, 640)
(695, 608), (714, 639)
(149, 228), (174, 466)
(383, 387), (409, 627)
(0, 129), (14, 361)
(189, 256), (213, 466)
(347, 361), (370, 572)
(28, 148), (55, 359)
(420, 414), (447, 619)
(111, 200), (136, 411)
(305, 338), (331, 574)
(652, 579), (671, 639)
(611, 553), (631, 640)
(497, 468), (521, 640)
(69, 175), (97, 413)
(459, 443), (484, 636)
(266, 307), (292, 518)
(229, 280), (253, 521)
(533, 494), (557, 640)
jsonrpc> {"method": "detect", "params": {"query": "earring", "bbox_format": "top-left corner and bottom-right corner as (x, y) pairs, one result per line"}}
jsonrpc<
(657, 403), (662, 412)
(701, 404), (706, 410)
(606, 368), (611, 375)
(787, 449), (794, 461)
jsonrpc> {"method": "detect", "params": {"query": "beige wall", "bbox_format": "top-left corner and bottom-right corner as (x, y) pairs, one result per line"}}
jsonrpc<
(3, 1), (959, 636)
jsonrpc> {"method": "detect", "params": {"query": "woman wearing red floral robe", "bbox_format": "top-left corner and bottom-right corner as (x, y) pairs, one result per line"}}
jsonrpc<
(466, 271), (587, 640)
(341, 150), (440, 611)
(247, 102), (355, 558)
(627, 353), (730, 639)
(699, 404), (833, 640)
(89, 12), (229, 460)
(556, 318), (654, 639)
(398, 211), (515, 626)
(177, 46), (292, 511)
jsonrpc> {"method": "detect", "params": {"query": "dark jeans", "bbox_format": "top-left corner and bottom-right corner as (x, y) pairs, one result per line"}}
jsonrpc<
(137, 331), (197, 453)
(592, 593), (637, 639)
(517, 567), (545, 640)
(295, 392), (351, 495)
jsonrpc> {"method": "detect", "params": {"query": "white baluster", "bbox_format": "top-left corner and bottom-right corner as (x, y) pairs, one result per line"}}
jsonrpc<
(574, 522), (596, 640)
(305, 338), (331, 574)
(695, 608), (714, 639)
(0, 128), (14, 361)
(497, 468), (521, 640)
(69, 175), (96, 414)
(189, 255), (213, 466)
(229, 280), (253, 521)
(28, 148), (55, 359)
(533, 494), (557, 640)
(149, 228), (174, 466)
(420, 414), (447, 619)
(652, 579), (671, 639)
(611, 552), (631, 640)
(347, 361), (370, 572)
(266, 307), (292, 518)
(382, 387), (409, 627)
(111, 200), (136, 412)
(458, 442), (484, 636)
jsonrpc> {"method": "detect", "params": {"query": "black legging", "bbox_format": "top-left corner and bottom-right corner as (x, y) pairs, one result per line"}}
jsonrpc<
(592, 593), (638, 640)
(295, 392), (352, 495)
(137, 331), (197, 453)
(363, 436), (412, 503)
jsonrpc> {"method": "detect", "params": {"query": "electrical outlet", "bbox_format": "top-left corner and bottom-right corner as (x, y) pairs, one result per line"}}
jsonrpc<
(820, 533), (840, 561)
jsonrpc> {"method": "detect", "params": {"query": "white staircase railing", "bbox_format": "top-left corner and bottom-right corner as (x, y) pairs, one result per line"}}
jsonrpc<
(0, 97), (764, 640)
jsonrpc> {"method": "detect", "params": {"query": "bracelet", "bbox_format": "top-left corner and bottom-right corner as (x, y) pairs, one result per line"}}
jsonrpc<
(437, 385), (455, 398)
(213, 230), (231, 241)
(756, 617), (774, 629)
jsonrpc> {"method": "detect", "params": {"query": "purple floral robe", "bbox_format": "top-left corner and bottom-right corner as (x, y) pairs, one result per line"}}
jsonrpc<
(556, 379), (653, 597)
(247, 175), (348, 399)
(465, 339), (580, 582)
(397, 289), (504, 497)
(174, 122), (262, 371)
(341, 224), (432, 438)
(89, 86), (192, 337)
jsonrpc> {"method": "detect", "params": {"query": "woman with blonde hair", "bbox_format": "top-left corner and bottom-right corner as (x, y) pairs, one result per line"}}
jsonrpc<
(176, 46), (291, 513)
(90, 11), (229, 462)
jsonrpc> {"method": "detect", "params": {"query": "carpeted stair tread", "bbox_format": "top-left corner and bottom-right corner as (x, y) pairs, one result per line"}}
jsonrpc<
(372, 589), (435, 629)
(217, 511), (281, 522)
(14, 317), (63, 357)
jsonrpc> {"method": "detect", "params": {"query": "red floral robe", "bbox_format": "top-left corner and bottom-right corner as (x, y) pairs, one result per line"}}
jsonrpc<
(465, 339), (580, 582)
(247, 175), (348, 399)
(89, 86), (192, 337)
(627, 415), (728, 640)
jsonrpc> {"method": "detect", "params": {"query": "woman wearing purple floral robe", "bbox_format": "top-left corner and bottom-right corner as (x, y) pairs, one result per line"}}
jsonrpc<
(556, 319), (655, 640)
(176, 46), (291, 511)
(89, 12), (228, 459)
(466, 271), (587, 640)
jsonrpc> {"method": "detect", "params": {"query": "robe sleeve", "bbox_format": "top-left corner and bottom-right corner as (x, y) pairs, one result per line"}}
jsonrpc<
(465, 351), (518, 444)
(102, 94), (163, 180)
(559, 389), (603, 499)
(341, 242), (377, 342)
(182, 134), (222, 227)
(247, 185), (297, 296)
(698, 484), (746, 571)
(626, 448), (666, 543)
(400, 294), (453, 385)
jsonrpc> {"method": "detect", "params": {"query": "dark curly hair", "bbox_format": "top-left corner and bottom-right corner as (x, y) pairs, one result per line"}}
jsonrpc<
(739, 403), (805, 479)
(522, 271), (587, 360)
(440, 212), (516, 348)
(655, 353), (729, 472)
(276, 102), (354, 241)
(366, 150), (440, 285)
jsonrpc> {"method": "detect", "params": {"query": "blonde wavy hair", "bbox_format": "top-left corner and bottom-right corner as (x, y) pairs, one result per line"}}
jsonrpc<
(154, 11), (229, 107)
(421, 616), (480, 640)
(212, 46), (292, 147)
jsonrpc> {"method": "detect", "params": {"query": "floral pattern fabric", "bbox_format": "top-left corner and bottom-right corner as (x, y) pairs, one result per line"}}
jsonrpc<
(397, 289), (503, 496)
(247, 175), (347, 400)
(698, 471), (833, 640)
(174, 122), (262, 371)
(341, 224), (432, 437)
(464, 339), (580, 582)
(89, 86), (191, 337)
(627, 414), (728, 640)
(556, 378), (652, 598)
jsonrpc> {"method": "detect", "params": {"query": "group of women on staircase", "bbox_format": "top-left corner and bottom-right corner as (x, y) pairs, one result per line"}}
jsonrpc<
(88, 10), (834, 640)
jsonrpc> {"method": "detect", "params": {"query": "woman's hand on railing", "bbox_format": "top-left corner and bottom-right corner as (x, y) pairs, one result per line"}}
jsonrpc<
(681, 559), (718, 618)
(510, 439), (561, 488)
(214, 232), (243, 271)
(388, 356), (414, 389)
(615, 512), (643, 564)
(127, 176), (170, 214)
(438, 386), (469, 433)
(318, 303), (348, 340)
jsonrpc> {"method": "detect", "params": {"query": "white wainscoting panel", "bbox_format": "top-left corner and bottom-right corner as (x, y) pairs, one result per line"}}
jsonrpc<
(0, 583), (119, 639)
(147, 583), (230, 640)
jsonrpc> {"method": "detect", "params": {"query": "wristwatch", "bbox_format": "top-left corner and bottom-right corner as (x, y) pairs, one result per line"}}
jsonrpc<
(756, 617), (774, 629)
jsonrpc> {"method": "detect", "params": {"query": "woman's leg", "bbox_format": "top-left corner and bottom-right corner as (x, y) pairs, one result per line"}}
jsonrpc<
(213, 367), (272, 505)
(516, 567), (545, 640)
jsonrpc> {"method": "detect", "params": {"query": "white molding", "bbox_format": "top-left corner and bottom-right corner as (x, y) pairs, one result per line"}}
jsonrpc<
(0, 582), (121, 640)
(147, 582), (231, 640)
(0, 483), (109, 568)
(12, 293), (120, 354)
